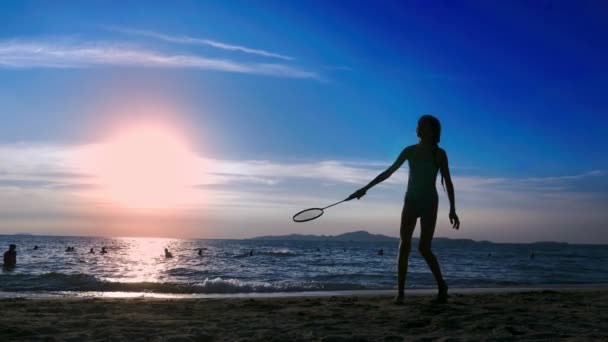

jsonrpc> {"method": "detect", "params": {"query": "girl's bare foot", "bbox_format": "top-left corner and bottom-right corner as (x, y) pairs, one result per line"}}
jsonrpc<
(435, 282), (448, 303)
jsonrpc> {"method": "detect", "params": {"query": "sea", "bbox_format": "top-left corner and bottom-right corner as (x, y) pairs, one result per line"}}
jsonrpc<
(1, 235), (607, 298)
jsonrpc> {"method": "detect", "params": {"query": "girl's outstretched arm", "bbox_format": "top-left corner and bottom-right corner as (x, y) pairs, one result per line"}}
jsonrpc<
(439, 149), (460, 229)
(347, 147), (410, 200)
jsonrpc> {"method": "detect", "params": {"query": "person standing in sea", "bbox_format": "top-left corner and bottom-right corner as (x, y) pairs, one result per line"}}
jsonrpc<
(3, 244), (17, 268)
(348, 115), (460, 304)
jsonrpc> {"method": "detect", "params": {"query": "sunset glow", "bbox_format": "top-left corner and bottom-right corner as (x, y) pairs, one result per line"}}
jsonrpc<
(1, 1), (607, 244)
(78, 122), (203, 209)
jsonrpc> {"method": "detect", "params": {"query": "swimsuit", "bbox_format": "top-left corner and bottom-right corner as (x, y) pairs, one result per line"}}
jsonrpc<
(404, 148), (439, 218)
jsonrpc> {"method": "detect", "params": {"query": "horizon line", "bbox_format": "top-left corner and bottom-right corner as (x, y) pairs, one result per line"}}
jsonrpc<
(1, 232), (604, 246)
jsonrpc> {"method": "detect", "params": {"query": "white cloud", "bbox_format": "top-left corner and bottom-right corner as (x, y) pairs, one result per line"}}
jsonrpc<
(1, 142), (606, 241)
(0, 143), (605, 192)
(114, 28), (294, 61)
(202, 159), (398, 186)
(0, 143), (82, 183)
(0, 142), (604, 199)
(0, 40), (318, 79)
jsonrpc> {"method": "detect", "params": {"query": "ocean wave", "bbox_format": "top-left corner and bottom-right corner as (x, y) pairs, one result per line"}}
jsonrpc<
(256, 251), (299, 257)
(165, 267), (208, 277)
(234, 249), (299, 258)
(0, 273), (369, 294)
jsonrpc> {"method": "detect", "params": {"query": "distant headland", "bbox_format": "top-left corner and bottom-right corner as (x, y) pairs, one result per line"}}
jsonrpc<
(249, 231), (572, 245)
(250, 230), (399, 242)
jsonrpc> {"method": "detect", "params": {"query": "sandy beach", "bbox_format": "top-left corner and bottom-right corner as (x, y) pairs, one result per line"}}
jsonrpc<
(0, 289), (606, 341)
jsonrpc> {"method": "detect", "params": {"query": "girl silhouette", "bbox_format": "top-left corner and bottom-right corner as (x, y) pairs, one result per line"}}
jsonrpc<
(347, 114), (460, 304)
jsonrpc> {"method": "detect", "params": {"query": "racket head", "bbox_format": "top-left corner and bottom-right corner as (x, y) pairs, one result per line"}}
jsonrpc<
(292, 208), (324, 222)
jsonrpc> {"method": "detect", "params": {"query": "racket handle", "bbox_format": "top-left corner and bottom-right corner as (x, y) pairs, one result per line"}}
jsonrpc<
(323, 200), (346, 210)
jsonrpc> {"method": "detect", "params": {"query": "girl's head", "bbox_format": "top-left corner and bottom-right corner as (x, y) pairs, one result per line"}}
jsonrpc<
(416, 114), (441, 144)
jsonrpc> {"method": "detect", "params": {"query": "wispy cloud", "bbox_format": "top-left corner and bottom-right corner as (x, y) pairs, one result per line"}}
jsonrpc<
(202, 159), (396, 186)
(115, 28), (294, 61)
(1, 142), (604, 196)
(0, 40), (318, 79)
(1, 142), (607, 241)
(452, 170), (606, 194)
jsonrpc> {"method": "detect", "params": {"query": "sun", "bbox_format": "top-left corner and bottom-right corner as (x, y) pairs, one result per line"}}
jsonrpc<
(79, 123), (203, 209)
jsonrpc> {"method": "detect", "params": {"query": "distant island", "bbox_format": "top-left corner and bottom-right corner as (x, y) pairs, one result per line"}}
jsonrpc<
(250, 230), (486, 243)
(250, 230), (488, 244)
(250, 230), (399, 242)
(249, 231), (572, 245)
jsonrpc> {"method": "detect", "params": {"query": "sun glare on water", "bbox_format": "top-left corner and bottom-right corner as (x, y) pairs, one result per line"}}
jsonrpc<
(79, 122), (203, 210)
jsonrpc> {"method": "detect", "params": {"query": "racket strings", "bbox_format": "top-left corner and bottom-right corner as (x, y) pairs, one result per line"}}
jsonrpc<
(293, 208), (324, 222)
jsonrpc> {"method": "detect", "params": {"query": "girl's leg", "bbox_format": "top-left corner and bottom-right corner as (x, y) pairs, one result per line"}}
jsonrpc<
(418, 199), (448, 302)
(396, 201), (417, 303)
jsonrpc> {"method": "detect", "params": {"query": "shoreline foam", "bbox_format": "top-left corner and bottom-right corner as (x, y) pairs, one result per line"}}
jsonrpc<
(1, 284), (607, 299)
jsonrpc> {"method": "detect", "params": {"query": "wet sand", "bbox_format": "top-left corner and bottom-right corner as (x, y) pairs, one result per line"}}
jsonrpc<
(1, 290), (607, 341)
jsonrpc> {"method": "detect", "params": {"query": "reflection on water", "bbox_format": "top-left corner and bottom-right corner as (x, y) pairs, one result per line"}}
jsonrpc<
(1, 235), (607, 295)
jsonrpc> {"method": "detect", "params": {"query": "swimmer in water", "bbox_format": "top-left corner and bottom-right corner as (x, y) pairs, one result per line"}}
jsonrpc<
(3, 244), (17, 268)
(165, 248), (173, 258)
(89, 248), (95, 254)
(348, 115), (460, 304)
(198, 248), (203, 256)
(100, 247), (108, 254)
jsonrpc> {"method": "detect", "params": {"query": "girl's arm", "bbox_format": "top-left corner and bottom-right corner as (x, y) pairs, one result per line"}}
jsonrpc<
(347, 147), (410, 200)
(439, 149), (460, 229)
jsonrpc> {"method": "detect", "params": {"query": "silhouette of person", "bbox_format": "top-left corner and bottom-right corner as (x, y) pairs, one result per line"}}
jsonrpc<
(3, 244), (17, 268)
(347, 115), (460, 304)
(198, 248), (203, 256)
(249, 249), (254, 256)
(100, 247), (108, 254)
(89, 248), (95, 254)
(530, 253), (535, 259)
(165, 248), (173, 258)
(33, 245), (39, 250)
(378, 249), (384, 256)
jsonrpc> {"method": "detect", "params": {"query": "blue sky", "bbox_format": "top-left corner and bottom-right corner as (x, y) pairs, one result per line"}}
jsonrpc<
(0, 1), (607, 242)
